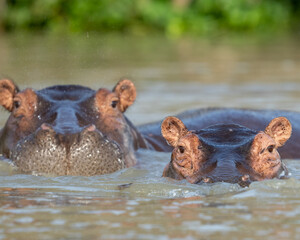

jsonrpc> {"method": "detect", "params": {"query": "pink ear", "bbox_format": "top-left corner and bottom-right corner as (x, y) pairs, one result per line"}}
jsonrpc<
(264, 117), (292, 147)
(161, 116), (188, 147)
(113, 79), (136, 112)
(0, 79), (19, 112)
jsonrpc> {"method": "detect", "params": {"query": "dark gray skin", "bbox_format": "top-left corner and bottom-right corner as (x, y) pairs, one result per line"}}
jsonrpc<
(139, 108), (300, 159)
(161, 116), (292, 186)
(0, 78), (153, 176)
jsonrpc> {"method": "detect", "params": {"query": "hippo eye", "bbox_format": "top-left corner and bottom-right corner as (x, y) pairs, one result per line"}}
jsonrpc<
(178, 146), (185, 154)
(111, 100), (118, 108)
(267, 145), (275, 153)
(13, 100), (21, 109)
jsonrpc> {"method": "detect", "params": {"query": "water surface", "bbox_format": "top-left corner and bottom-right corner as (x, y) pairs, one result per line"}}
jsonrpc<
(0, 33), (300, 239)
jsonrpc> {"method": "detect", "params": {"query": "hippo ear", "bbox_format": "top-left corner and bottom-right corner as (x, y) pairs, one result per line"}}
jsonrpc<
(0, 79), (19, 112)
(264, 117), (292, 147)
(161, 116), (188, 147)
(113, 79), (136, 112)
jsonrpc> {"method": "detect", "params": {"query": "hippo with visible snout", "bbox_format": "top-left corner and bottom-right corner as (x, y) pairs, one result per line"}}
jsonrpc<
(161, 116), (291, 185)
(0, 78), (154, 176)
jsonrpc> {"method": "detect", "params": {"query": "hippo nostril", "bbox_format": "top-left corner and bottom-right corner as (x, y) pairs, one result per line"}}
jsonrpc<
(81, 124), (98, 136)
(41, 123), (53, 131)
(85, 124), (96, 132)
(35, 123), (56, 144)
(241, 174), (250, 182)
(80, 124), (106, 141)
(202, 177), (213, 183)
(238, 174), (252, 187)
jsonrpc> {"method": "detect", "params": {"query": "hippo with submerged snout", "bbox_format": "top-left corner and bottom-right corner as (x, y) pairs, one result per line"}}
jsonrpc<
(161, 116), (291, 185)
(0, 78), (154, 176)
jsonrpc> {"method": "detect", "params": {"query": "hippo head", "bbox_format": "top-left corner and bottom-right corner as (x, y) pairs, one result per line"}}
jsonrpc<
(0, 78), (145, 176)
(161, 116), (292, 186)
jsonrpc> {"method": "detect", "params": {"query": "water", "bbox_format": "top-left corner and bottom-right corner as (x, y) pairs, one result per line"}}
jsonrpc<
(1, 33), (300, 239)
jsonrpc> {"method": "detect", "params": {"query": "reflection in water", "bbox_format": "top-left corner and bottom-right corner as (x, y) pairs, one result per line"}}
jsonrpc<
(0, 34), (300, 239)
(1, 177), (300, 239)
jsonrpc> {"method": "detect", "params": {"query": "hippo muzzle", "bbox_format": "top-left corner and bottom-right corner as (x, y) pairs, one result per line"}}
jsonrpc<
(11, 124), (125, 176)
(196, 161), (288, 187)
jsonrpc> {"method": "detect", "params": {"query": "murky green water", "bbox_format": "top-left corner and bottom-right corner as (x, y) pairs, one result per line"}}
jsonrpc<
(1, 33), (300, 239)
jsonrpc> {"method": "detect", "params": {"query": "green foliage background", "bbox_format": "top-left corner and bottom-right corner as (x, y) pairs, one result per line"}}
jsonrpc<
(1, 0), (299, 36)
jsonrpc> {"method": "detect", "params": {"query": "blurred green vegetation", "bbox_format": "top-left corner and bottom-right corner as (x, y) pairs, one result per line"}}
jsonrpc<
(1, 0), (299, 36)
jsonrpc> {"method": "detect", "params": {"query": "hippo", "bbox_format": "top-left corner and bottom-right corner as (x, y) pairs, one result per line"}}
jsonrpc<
(139, 108), (300, 159)
(160, 116), (291, 185)
(0, 78), (157, 176)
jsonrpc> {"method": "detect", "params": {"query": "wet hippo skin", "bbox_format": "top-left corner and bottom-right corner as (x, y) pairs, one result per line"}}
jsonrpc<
(0, 78), (161, 176)
(161, 116), (291, 186)
(139, 108), (300, 159)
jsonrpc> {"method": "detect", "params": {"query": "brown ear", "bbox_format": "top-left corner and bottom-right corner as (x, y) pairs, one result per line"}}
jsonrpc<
(0, 79), (19, 112)
(113, 79), (136, 112)
(161, 116), (188, 147)
(264, 117), (292, 147)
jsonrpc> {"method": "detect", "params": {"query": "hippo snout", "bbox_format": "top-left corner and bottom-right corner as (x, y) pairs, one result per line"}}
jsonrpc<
(198, 174), (251, 186)
(11, 124), (126, 176)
